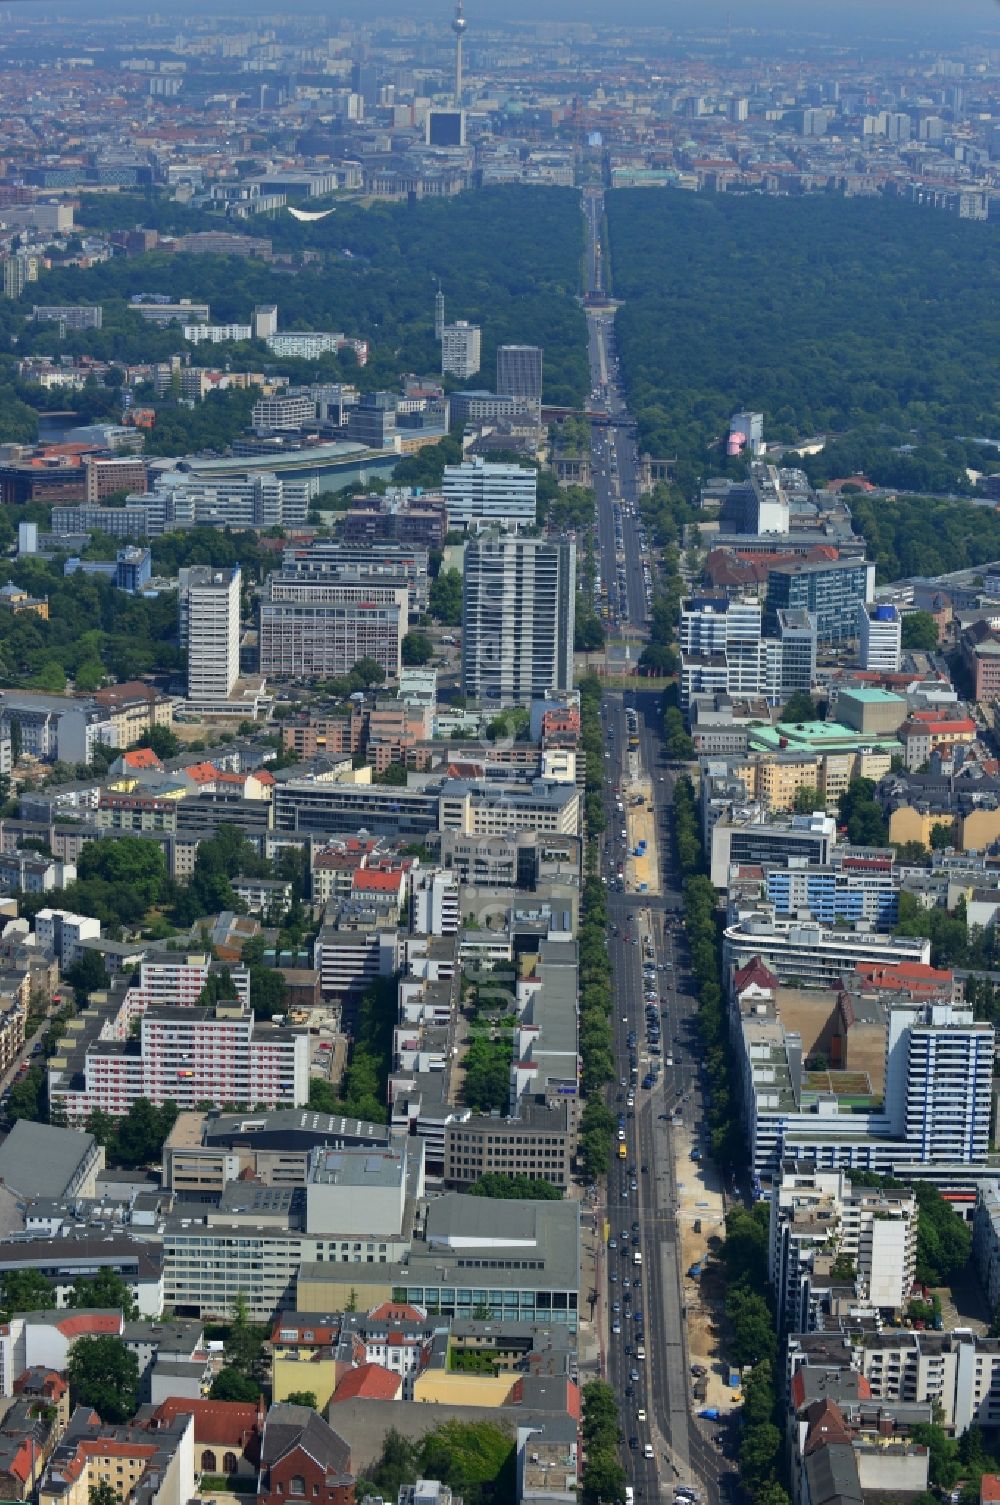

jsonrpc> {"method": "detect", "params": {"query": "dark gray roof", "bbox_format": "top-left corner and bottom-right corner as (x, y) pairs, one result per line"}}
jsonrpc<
(0, 1120), (96, 1199)
(803, 1442), (862, 1505)
(261, 1403), (352, 1480)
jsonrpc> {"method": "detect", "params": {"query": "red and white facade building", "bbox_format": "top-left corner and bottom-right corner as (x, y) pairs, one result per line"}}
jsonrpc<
(47, 954), (304, 1122)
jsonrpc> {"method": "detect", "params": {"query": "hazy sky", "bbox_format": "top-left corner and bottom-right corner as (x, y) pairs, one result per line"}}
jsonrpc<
(452, 0), (1000, 36)
(30, 0), (1000, 40)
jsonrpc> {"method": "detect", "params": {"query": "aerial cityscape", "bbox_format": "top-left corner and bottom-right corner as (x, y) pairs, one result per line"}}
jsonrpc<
(0, 3), (1000, 1505)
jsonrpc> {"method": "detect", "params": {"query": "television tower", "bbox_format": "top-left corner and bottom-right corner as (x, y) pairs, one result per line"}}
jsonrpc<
(434, 282), (445, 341)
(452, 0), (467, 107)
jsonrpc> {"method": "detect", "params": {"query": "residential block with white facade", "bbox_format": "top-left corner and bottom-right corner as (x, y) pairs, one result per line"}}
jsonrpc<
(179, 565), (241, 706)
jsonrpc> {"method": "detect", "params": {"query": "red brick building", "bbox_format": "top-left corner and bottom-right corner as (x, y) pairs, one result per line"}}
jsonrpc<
(258, 1404), (354, 1505)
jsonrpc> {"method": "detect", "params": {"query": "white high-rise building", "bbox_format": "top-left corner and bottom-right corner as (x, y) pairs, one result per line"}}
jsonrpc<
(679, 595), (765, 709)
(179, 565), (241, 705)
(748, 461), (790, 534)
(410, 869), (461, 935)
(768, 1164), (918, 1331)
(859, 602), (902, 673)
(441, 320), (481, 380)
(442, 457), (537, 529)
(728, 410), (764, 458)
(462, 532), (575, 705)
(884, 999), (994, 1164)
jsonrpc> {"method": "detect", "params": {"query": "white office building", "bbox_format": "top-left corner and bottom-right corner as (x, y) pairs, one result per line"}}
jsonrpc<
(161, 474), (316, 530)
(179, 565), (241, 705)
(748, 461), (790, 533)
(266, 332), (342, 360)
(251, 391), (317, 432)
(441, 321), (481, 380)
(859, 602), (903, 673)
(723, 912), (930, 989)
(182, 323), (252, 345)
(442, 458), (537, 529)
(680, 595), (765, 709)
(462, 533), (575, 706)
(259, 576), (407, 680)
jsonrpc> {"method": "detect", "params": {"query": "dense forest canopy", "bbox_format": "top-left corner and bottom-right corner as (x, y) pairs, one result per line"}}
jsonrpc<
(607, 189), (1000, 492)
(848, 492), (1000, 582)
(9, 186), (588, 407)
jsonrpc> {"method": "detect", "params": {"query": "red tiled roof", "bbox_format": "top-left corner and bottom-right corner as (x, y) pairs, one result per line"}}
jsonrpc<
(733, 957), (779, 994)
(367, 1302), (426, 1323)
(854, 961), (953, 990)
(5, 1438), (33, 1484)
(55, 1313), (122, 1338)
(121, 748), (162, 769)
(803, 1398), (853, 1453)
(185, 762), (219, 784)
(153, 1397), (261, 1448)
(331, 1363), (401, 1402)
(981, 1475), (1000, 1502)
(353, 869), (404, 894)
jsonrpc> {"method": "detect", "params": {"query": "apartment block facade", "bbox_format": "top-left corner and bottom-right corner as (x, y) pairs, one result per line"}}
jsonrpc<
(462, 533), (575, 705)
(50, 1005), (308, 1122)
(259, 577), (407, 679)
(179, 566), (240, 704)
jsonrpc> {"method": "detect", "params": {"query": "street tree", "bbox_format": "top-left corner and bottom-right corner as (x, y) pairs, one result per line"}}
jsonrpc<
(67, 1335), (139, 1423)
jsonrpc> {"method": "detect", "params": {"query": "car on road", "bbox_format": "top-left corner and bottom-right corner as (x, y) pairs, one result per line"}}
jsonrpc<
(637, 1408), (647, 1423)
(628, 1436), (638, 1451)
(629, 1369), (640, 1383)
(643, 1444), (655, 1460)
(612, 1321), (621, 1335)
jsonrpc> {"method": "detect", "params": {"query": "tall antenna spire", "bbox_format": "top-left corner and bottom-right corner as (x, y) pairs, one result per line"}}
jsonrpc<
(452, 0), (467, 108)
(435, 282), (445, 341)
